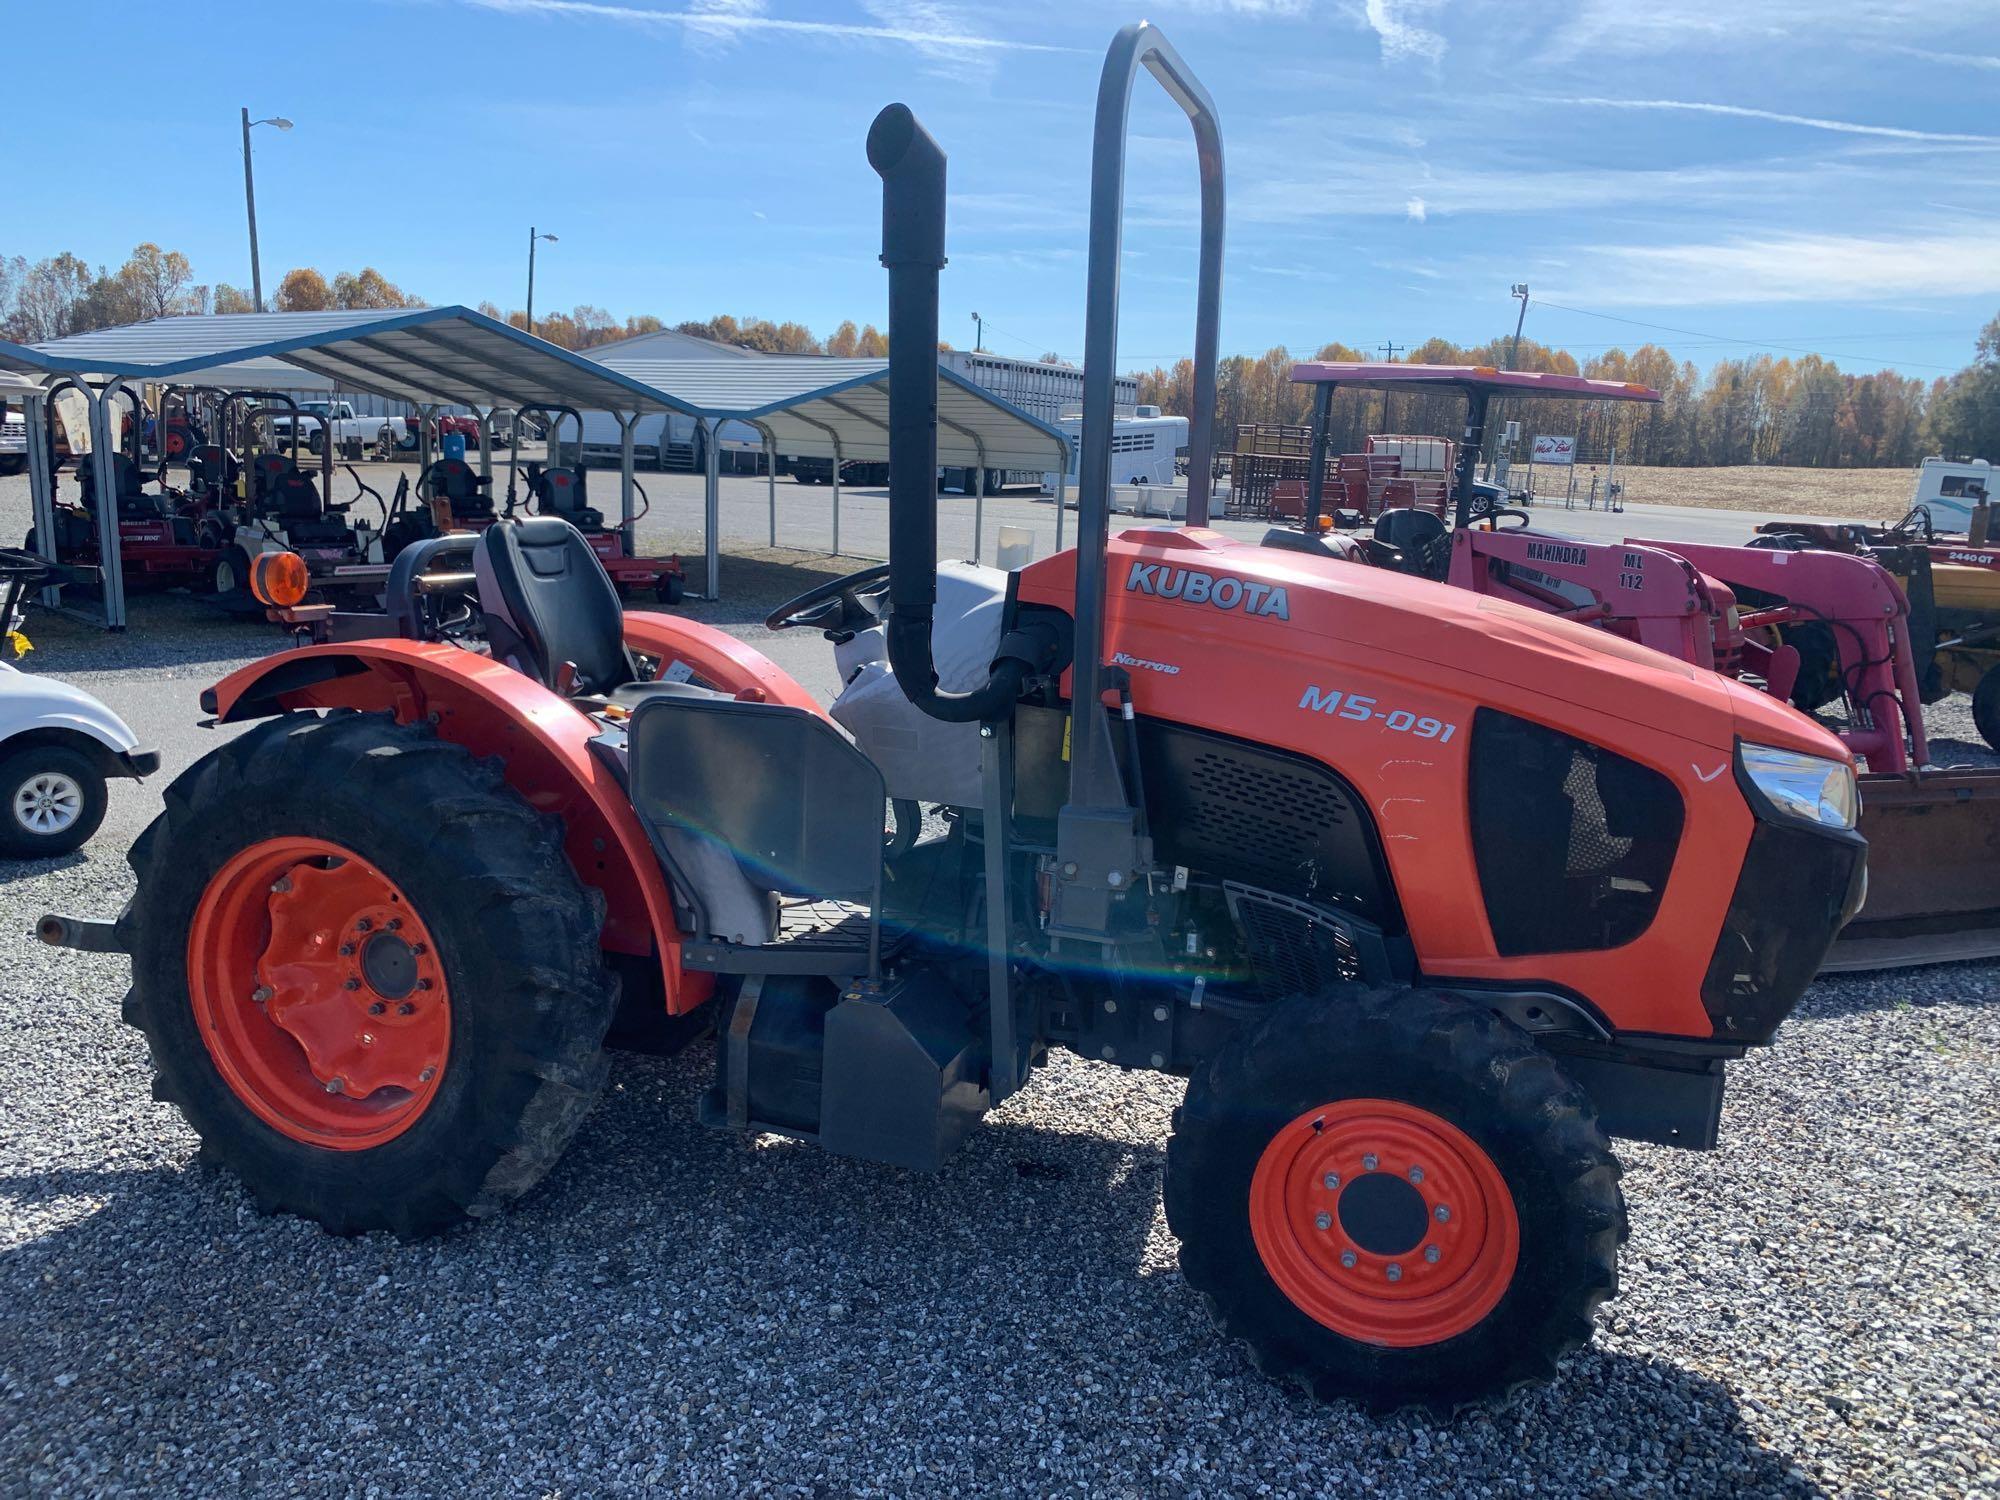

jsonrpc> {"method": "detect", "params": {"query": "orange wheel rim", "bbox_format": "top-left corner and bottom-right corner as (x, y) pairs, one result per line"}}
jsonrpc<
(1249, 1098), (1518, 1348)
(187, 837), (450, 1150)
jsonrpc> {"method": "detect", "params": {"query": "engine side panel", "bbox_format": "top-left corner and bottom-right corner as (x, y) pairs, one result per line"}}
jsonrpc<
(1015, 527), (1787, 1039)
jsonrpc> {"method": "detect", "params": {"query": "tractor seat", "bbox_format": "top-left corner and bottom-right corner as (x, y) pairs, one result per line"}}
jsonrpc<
(426, 459), (494, 520)
(74, 453), (162, 521)
(1374, 506), (1447, 551)
(475, 517), (638, 696)
(533, 467), (603, 531)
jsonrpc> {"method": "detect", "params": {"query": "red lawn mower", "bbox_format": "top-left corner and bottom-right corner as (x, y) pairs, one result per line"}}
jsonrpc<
(504, 405), (686, 604)
(26, 383), (225, 594)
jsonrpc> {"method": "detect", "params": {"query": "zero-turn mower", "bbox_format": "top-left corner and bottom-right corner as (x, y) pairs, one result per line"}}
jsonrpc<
(42, 25), (1866, 1411)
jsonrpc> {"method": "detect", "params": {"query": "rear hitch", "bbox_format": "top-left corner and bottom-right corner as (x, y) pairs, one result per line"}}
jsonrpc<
(37, 913), (127, 955)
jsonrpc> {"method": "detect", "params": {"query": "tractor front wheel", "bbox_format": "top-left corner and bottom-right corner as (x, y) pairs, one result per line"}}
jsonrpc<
(120, 711), (619, 1238)
(1165, 986), (1624, 1412)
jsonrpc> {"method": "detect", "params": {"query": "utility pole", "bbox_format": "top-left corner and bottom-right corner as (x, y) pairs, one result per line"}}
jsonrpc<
(1506, 283), (1530, 369)
(526, 227), (558, 338)
(1490, 283), (1532, 480)
(240, 109), (293, 313)
(971, 311), (985, 352)
(1377, 342), (1404, 434)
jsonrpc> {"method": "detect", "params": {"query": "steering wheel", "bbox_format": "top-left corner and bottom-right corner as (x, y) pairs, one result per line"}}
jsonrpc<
(1465, 507), (1532, 531)
(765, 563), (893, 633)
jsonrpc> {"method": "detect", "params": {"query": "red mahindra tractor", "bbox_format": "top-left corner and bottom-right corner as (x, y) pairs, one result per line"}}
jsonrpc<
(1282, 363), (2000, 971)
(42, 25), (1864, 1410)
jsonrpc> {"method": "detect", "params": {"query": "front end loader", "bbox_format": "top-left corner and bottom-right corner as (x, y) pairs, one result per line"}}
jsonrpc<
(43, 24), (1865, 1412)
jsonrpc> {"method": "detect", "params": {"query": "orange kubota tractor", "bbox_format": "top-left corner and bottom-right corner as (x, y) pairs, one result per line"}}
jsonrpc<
(41, 25), (1865, 1411)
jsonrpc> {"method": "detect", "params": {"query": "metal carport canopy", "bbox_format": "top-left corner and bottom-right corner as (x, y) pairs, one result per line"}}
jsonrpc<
(593, 355), (1070, 471)
(3, 308), (708, 622)
(17, 307), (700, 417)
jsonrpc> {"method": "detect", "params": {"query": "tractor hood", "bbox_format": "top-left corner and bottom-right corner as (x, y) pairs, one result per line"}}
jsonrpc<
(1018, 527), (1849, 762)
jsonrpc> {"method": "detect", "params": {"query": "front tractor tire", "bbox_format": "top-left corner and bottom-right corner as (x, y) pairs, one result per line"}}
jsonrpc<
(1165, 987), (1625, 1412)
(120, 711), (619, 1239)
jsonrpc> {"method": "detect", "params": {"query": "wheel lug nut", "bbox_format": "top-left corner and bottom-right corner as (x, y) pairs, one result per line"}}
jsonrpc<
(1314, 1211), (1332, 1231)
(411, 944), (427, 956)
(1435, 1205), (1451, 1223)
(343, 978), (361, 991)
(355, 918), (372, 933)
(386, 918), (402, 932)
(270, 877), (292, 894)
(1322, 1172), (1340, 1190)
(368, 1002), (386, 1016)
(419, 1067), (435, 1082)
(324, 1077), (344, 1095)
(416, 979), (433, 991)
(1339, 1250), (1357, 1269)
(1408, 1166), (1424, 1184)
(1424, 1245), (1441, 1264)
(1362, 1153), (1378, 1171)
(339, 943), (355, 956)
(251, 986), (272, 1005)
(1386, 1263), (1403, 1282)
(397, 1003), (416, 1016)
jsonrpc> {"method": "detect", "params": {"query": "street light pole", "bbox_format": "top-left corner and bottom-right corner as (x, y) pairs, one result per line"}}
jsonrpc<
(1506, 282), (1530, 370)
(526, 228), (558, 337)
(971, 310), (984, 352)
(240, 110), (293, 313)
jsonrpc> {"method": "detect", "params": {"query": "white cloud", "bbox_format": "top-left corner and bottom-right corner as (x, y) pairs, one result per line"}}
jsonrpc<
(459, 0), (1080, 54)
(1543, 96), (2000, 146)
(1544, 0), (1971, 60)
(1405, 195), (1427, 221)
(1549, 229), (2000, 306)
(1885, 44), (2000, 70)
(1362, 0), (1446, 64)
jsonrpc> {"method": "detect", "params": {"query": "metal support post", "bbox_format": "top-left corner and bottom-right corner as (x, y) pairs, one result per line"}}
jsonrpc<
(830, 433), (843, 557)
(617, 411), (639, 553)
(980, 720), (1019, 1101)
(88, 383), (128, 630)
(24, 392), (61, 609)
(702, 417), (722, 599)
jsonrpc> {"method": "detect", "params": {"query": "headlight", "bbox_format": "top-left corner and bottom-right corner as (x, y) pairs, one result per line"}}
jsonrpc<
(1740, 742), (1858, 830)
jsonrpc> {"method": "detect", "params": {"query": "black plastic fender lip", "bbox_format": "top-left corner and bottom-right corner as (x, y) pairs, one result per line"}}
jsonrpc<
(120, 747), (161, 778)
(36, 913), (126, 955)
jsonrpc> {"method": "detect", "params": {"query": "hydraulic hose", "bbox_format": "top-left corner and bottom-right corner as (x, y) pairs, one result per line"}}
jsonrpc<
(867, 103), (1029, 724)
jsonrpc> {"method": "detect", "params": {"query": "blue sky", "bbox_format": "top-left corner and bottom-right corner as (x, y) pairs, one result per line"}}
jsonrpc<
(7, 0), (1999, 378)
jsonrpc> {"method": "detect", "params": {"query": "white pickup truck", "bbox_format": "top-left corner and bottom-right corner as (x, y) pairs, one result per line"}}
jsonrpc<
(266, 400), (380, 454)
(0, 378), (32, 477)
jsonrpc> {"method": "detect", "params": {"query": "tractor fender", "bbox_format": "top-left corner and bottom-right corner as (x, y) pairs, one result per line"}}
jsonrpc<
(201, 631), (816, 1015)
(620, 611), (826, 716)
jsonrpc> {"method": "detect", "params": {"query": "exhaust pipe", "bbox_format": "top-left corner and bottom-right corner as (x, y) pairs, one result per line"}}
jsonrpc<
(867, 103), (1029, 724)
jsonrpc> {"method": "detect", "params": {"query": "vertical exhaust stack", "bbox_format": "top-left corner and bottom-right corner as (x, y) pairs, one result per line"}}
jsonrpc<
(867, 103), (1028, 724)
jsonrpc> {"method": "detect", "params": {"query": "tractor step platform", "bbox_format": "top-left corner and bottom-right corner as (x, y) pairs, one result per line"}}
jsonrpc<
(683, 898), (895, 976)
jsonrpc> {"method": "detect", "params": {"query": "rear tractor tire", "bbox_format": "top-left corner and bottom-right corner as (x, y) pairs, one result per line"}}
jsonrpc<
(1974, 665), (2000, 754)
(1165, 986), (1625, 1413)
(119, 710), (620, 1238)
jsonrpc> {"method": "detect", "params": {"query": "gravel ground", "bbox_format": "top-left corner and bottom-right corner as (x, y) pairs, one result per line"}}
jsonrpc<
(3, 473), (1998, 1496)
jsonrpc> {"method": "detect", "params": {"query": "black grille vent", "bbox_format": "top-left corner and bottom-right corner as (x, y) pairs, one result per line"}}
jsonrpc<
(1226, 884), (1365, 1001)
(1469, 709), (1683, 955)
(1137, 722), (1399, 928)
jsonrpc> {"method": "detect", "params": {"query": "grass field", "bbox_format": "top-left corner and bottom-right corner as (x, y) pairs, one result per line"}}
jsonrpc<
(1529, 464), (1916, 521)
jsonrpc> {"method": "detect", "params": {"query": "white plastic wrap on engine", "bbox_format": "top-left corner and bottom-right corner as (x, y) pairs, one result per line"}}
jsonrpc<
(829, 561), (1008, 811)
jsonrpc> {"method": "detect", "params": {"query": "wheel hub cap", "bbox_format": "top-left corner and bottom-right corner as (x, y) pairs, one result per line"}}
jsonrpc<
(187, 837), (449, 1149)
(1249, 1098), (1520, 1348)
(13, 772), (82, 834)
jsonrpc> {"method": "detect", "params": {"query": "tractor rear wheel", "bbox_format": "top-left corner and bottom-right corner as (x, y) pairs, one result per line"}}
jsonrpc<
(1165, 986), (1624, 1412)
(120, 710), (619, 1238)
(1973, 666), (2000, 753)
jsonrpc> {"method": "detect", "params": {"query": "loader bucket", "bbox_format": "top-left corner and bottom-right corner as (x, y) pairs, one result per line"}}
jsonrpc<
(1824, 767), (2000, 970)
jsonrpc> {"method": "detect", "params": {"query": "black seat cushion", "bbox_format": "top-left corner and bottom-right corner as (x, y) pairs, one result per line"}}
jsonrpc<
(533, 467), (600, 529)
(427, 459), (494, 519)
(476, 517), (633, 695)
(1374, 507), (1447, 549)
